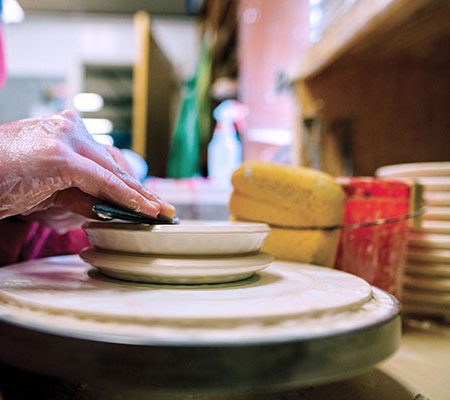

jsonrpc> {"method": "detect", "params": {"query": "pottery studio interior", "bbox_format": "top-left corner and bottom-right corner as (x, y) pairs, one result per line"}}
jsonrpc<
(0, 1), (449, 399)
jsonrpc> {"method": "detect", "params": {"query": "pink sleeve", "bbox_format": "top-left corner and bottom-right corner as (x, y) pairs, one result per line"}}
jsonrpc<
(0, 218), (89, 267)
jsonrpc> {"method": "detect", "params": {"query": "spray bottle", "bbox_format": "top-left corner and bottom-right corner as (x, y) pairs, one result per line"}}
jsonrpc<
(207, 100), (246, 183)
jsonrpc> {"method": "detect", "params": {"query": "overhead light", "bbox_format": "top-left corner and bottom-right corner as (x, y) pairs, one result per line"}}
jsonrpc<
(1, 0), (25, 24)
(92, 134), (114, 146)
(73, 93), (104, 112)
(82, 118), (113, 134)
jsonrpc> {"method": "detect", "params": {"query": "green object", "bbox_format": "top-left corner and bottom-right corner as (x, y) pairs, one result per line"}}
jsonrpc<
(195, 43), (212, 149)
(167, 42), (211, 178)
(167, 77), (201, 177)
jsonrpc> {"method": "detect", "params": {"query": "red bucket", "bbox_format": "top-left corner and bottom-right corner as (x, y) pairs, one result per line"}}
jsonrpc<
(335, 178), (412, 298)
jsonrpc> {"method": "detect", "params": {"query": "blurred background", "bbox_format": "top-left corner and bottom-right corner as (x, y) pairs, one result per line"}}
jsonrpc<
(1, 0), (449, 217)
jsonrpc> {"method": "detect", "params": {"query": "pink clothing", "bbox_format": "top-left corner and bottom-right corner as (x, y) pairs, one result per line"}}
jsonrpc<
(0, 218), (89, 267)
(0, 27), (5, 87)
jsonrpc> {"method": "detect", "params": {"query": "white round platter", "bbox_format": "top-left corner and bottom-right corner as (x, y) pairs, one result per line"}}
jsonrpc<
(407, 248), (450, 263)
(0, 256), (400, 394)
(402, 302), (450, 320)
(83, 220), (270, 255)
(403, 274), (450, 292)
(422, 207), (450, 221)
(374, 176), (450, 191)
(375, 162), (450, 178)
(80, 247), (274, 284)
(410, 177), (450, 191)
(0, 256), (372, 323)
(408, 232), (450, 250)
(425, 191), (450, 207)
(402, 289), (450, 306)
(405, 261), (450, 278)
(411, 219), (450, 234)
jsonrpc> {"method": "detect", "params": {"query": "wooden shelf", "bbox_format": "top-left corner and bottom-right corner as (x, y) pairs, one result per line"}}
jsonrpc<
(294, 0), (450, 176)
(295, 0), (450, 81)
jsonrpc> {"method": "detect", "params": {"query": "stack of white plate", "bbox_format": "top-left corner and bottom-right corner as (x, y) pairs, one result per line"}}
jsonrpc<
(81, 220), (273, 284)
(376, 162), (450, 322)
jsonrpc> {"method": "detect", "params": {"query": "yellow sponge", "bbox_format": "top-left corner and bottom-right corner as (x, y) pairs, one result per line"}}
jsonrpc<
(229, 162), (345, 267)
(231, 215), (340, 267)
(230, 161), (345, 228)
(261, 226), (340, 267)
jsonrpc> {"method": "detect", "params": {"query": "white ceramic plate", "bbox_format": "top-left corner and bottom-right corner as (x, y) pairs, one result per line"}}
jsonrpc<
(402, 302), (450, 320)
(376, 162), (450, 178)
(375, 176), (450, 191)
(80, 247), (274, 284)
(84, 220), (270, 255)
(411, 220), (450, 234)
(402, 290), (450, 306)
(405, 261), (450, 278)
(407, 248), (450, 263)
(403, 274), (450, 292)
(422, 207), (450, 221)
(425, 191), (450, 207)
(408, 232), (450, 250)
(411, 177), (450, 191)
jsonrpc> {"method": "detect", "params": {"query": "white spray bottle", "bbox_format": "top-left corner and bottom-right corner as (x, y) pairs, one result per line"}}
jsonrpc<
(207, 100), (245, 183)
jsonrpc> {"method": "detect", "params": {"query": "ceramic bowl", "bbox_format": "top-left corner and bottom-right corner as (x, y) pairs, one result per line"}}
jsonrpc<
(83, 220), (270, 256)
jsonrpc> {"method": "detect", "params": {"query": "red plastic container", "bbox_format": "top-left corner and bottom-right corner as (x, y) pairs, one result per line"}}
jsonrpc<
(334, 178), (411, 298)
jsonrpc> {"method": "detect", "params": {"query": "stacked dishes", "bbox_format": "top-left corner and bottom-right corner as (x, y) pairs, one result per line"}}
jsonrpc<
(376, 162), (450, 322)
(81, 220), (273, 284)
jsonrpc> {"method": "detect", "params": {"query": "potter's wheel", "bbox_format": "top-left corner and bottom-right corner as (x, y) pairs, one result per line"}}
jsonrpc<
(0, 256), (400, 395)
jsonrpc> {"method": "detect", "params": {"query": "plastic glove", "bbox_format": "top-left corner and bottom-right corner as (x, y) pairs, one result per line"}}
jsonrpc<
(0, 110), (175, 222)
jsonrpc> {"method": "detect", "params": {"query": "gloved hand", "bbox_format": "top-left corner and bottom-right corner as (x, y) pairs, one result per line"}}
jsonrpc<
(0, 110), (175, 225)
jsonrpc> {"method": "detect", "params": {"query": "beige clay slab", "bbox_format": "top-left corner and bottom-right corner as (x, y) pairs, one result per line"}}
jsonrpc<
(0, 256), (372, 326)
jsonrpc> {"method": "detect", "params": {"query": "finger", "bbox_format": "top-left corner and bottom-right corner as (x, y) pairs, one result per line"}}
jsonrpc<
(72, 134), (176, 217)
(52, 188), (100, 219)
(78, 144), (176, 218)
(103, 145), (136, 177)
(68, 154), (161, 217)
